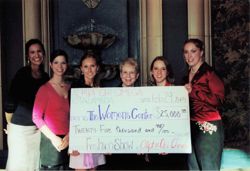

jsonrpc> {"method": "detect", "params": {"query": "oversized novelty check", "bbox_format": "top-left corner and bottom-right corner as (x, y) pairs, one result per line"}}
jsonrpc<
(69, 86), (191, 153)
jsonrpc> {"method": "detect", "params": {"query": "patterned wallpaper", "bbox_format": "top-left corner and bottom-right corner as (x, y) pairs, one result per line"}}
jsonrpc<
(211, 0), (249, 148)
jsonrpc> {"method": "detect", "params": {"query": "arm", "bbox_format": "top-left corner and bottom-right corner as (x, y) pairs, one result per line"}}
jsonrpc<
(3, 112), (13, 134)
(4, 71), (21, 134)
(190, 71), (224, 107)
(60, 133), (69, 150)
(5, 112), (13, 124)
(33, 85), (63, 151)
(40, 125), (63, 151)
(4, 70), (22, 114)
(32, 86), (48, 128)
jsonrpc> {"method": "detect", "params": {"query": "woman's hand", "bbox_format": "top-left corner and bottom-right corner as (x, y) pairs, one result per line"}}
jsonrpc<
(50, 135), (63, 152)
(3, 125), (8, 134)
(59, 134), (69, 150)
(184, 83), (192, 93)
(40, 125), (63, 152)
(70, 150), (80, 156)
(4, 112), (13, 134)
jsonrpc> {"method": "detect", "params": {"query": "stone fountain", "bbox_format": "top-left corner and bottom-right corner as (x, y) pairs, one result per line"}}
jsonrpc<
(65, 19), (116, 52)
(64, 19), (118, 83)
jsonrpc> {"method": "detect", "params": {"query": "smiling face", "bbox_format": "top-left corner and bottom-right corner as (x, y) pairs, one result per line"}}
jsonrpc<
(183, 42), (204, 69)
(28, 43), (44, 67)
(80, 57), (99, 84)
(151, 60), (168, 86)
(120, 63), (139, 87)
(50, 55), (68, 76)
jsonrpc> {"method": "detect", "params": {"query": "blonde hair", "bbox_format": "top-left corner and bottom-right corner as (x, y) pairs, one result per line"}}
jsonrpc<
(119, 57), (139, 73)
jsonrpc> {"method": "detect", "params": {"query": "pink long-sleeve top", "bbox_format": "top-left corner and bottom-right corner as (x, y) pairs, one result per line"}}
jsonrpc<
(32, 82), (70, 135)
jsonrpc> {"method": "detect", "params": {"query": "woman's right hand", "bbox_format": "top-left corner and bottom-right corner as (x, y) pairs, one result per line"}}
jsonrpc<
(3, 124), (9, 134)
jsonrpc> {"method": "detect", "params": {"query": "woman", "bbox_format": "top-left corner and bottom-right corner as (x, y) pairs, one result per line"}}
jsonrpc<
(32, 49), (70, 170)
(105, 57), (145, 170)
(183, 38), (224, 170)
(119, 57), (139, 87)
(69, 53), (105, 171)
(5, 39), (49, 171)
(150, 56), (173, 86)
(147, 56), (175, 170)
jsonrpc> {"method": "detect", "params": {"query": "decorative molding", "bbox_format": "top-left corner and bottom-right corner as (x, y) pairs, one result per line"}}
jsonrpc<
(0, 9), (2, 150)
(81, 0), (101, 9)
(204, 0), (212, 65)
(139, 0), (148, 86)
(41, 0), (50, 73)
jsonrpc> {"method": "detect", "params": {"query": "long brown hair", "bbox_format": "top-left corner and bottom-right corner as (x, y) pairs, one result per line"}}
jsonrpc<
(150, 56), (174, 85)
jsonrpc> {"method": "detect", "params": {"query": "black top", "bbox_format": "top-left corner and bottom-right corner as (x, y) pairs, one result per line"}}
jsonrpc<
(5, 66), (49, 126)
(71, 75), (103, 88)
(71, 76), (92, 88)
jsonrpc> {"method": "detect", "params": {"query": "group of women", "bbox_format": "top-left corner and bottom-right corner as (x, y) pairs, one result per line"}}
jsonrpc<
(4, 38), (224, 171)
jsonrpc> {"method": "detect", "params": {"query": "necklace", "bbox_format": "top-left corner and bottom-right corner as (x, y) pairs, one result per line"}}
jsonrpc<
(51, 81), (65, 88)
(32, 70), (41, 79)
(50, 81), (68, 99)
(190, 69), (197, 74)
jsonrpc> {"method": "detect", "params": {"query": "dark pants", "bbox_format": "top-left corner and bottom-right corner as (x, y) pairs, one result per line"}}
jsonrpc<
(147, 154), (188, 170)
(188, 120), (224, 171)
(101, 154), (148, 170)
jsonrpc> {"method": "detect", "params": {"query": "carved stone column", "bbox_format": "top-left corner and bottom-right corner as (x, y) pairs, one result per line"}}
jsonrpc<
(22, 0), (41, 42)
(204, 0), (212, 64)
(22, 0), (50, 70)
(187, 0), (204, 40)
(187, 0), (211, 64)
(40, 0), (50, 72)
(140, 0), (163, 85)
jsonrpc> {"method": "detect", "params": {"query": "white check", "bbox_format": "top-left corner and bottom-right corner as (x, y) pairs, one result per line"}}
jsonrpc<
(69, 86), (191, 153)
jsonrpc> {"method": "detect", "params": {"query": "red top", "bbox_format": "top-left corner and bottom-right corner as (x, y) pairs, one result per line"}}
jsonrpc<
(165, 82), (172, 86)
(188, 62), (224, 121)
(32, 82), (70, 135)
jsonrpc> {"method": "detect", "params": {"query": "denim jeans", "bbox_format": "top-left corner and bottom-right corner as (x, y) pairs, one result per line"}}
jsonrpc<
(188, 120), (224, 171)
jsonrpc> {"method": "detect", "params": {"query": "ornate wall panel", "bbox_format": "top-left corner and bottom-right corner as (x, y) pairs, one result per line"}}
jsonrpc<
(211, 0), (249, 148)
(51, 0), (139, 86)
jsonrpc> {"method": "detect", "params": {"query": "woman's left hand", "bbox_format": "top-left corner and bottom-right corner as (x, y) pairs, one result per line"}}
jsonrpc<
(184, 83), (192, 93)
(59, 134), (69, 150)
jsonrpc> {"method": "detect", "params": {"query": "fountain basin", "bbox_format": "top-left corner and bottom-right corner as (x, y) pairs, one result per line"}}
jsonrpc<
(65, 32), (116, 50)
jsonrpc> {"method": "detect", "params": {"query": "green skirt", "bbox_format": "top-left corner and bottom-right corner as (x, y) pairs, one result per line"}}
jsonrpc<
(40, 134), (69, 167)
